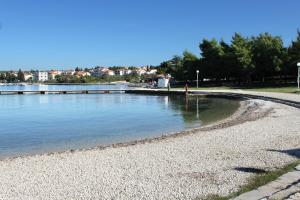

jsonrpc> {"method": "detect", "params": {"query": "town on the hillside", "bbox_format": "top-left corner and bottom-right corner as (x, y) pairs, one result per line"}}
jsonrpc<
(0, 66), (172, 87)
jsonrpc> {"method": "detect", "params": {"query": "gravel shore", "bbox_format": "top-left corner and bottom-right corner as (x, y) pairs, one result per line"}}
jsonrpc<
(0, 97), (299, 200)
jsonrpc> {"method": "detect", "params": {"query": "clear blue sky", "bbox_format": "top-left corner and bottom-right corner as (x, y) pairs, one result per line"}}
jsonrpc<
(0, 0), (300, 70)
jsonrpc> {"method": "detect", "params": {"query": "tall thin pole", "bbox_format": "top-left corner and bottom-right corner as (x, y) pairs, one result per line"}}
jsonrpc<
(298, 63), (300, 91)
(196, 97), (199, 119)
(297, 66), (300, 91)
(196, 70), (199, 88)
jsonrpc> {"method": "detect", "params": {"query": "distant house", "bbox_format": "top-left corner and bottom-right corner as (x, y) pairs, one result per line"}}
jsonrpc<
(91, 71), (102, 77)
(115, 69), (124, 76)
(91, 68), (103, 77)
(146, 69), (157, 75)
(92, 68), (115, 76)
(124, 69), (132, 75)
(136, 69), (146, 76)
(62, 70), (75, 76)
(48, 70), (62, 80)
(24, 73), (33, 81)
(106, 70), (115, 76)
(157, 77), (169, 88)
(35, 71), (48, 82)
(11, 72), (18, 77)
(74, 71), (91, 77)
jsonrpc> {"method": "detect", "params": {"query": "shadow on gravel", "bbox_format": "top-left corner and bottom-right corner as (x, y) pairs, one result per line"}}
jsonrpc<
(267, 148), (300, 159)
(234, 167), (267, 174)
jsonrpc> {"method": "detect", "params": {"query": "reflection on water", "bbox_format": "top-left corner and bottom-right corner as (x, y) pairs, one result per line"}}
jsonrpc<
(0, 94), (239, 158)
(168, 95), (240, 126)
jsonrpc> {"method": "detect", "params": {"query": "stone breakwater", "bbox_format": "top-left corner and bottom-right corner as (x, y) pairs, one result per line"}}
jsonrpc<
(0, 98), (299, 200)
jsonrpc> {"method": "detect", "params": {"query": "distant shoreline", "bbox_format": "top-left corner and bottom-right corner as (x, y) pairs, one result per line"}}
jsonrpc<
(0, 81), (128, 85)
(46, 81), (128, 85)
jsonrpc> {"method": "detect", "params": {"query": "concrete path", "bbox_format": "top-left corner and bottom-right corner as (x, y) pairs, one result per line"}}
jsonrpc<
(233, 164), (300, 200)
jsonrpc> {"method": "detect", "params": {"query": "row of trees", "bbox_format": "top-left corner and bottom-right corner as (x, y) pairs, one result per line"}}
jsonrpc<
(0, 69), (26, 83)
(54, 73), (141, 83)
(157, 31), (300, 84)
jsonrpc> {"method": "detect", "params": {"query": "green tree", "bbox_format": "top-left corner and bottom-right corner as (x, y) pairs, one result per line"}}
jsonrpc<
(156, 61), (168, 74)
(128, 66), (139, 70)
(75, 67), (82, 71)
(5, 71), (17, 82)
(219, 39), (234, 80)
(124, 73), (140, 82)
(157, 30), (300, 84)
(230, 33), (254, 82)
(287, 30), (300, 76)
(182, 50), (199, 80)
(17, 69), (25, 82)
(251, 33), (285, 81)
(199, 38), (225, 81)
(55, 74), (67, 83)
(0, 73), (5, 81)
(157, 55), (184, 80)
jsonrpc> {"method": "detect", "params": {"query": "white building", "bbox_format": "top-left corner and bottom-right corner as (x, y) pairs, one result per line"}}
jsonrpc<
(146, 69), (157, 75)
(61, 70), (75, 76)
(136, 69), (146, 76)
(124, 69), (132, 75)
(107, 70), (115, 76)
(157, 77), (169, 88)
(24, 73), (33, 81)
(35, 71), (48, 82)
(115, 69), (124, 76)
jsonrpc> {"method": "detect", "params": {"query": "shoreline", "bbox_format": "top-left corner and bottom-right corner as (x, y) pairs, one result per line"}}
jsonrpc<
(0, 96), (246, 161)
(0, 82), (129, 86)
(0, 93), (299, 199)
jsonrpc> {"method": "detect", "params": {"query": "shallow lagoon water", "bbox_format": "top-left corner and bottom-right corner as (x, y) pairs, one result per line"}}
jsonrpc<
(0, 89), (239, 158)
(0, 83), (128, 91)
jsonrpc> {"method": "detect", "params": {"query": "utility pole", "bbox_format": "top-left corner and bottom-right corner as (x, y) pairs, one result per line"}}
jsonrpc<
(196, 70), (199, 88)
(298, 63), (300, 91)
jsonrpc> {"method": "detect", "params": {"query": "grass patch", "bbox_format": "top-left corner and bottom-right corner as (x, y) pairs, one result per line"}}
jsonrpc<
(170, 86), (300, 94)
(171, 86), (232, 91)
(197, 161), (300, 200)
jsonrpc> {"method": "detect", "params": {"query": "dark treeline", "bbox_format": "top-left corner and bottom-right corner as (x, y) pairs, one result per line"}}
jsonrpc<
(54, 73), (140, 84)
(0, 69), (25, 83)
(157, 31), (300, 85)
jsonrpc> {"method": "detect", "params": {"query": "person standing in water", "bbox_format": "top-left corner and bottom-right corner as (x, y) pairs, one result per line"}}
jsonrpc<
(184, 80), (188, 95)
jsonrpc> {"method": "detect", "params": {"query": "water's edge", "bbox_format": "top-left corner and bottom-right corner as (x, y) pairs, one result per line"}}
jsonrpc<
(0, 96), (249, 161)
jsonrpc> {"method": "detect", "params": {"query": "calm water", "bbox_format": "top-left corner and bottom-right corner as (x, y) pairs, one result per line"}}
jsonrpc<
(0, 90), (239, 158)
(0, 83), (128, 91)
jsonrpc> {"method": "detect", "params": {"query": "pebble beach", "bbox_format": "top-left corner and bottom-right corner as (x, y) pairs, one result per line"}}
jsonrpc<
(0, 93), (300, 200)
